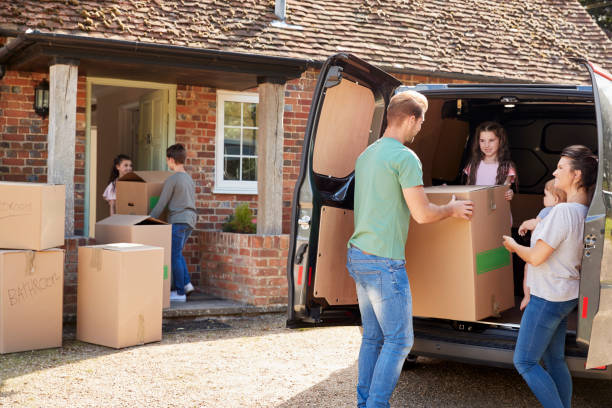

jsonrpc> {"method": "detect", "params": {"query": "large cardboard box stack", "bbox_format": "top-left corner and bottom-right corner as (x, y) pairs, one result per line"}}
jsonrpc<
(115, 171), (172, 218)
(0, 182), (65, 354)
(77, 243), (164, 349)
(405, 185), (515, 322)
(95, 215), (172, 309)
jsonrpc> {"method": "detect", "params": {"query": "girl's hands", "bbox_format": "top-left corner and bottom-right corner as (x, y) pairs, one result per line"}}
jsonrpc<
(502, 235), (516, 253)
(505, 189), (514, 201)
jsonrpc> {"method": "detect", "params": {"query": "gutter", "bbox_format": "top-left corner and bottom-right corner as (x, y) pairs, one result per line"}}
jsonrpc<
(0, 29), (316, 76)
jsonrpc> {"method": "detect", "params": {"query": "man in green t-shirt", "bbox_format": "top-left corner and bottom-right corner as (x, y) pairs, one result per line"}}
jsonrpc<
(347, 90), (473, 408)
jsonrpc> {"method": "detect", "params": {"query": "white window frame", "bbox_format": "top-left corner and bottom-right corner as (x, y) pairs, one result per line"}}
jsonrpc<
(214, 90), (259, 195)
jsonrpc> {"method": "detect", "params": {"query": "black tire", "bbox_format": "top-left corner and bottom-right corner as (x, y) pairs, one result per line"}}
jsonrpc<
(402, 354), (418, 370)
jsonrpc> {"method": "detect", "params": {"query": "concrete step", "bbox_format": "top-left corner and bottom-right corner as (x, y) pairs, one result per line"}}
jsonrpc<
(163, 292), (286, 319)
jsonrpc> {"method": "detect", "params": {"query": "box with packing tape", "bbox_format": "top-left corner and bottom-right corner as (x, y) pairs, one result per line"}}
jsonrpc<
(0, 249), (64, 354)
(405, 185), (515, 322)
(0, 182), (65, 250)
(115, 171), (172, 218)
(95, 215), (172, 309)
(77, 243), (164, 349)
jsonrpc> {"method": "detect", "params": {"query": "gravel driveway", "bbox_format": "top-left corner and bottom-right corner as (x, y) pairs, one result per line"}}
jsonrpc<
(1, 314), (610, 407)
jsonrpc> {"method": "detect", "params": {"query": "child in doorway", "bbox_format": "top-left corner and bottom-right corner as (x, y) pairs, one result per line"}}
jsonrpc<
(464, 121), (517, 200)
(150, 144), (197, 303)
(517, 179), (567, 310)
(103, 154), (133, 216)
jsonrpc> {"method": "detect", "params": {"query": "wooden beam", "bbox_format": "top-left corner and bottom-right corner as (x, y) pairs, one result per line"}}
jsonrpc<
(48, 59), (78, 236)
(256, 79), (285, 235)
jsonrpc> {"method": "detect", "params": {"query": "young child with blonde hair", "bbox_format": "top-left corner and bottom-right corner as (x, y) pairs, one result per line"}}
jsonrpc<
(518, 179), (567, 310)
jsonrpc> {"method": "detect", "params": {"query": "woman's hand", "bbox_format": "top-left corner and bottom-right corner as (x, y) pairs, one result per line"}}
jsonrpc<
(502, 235), (516, 253)
(505, 189), (514, 201)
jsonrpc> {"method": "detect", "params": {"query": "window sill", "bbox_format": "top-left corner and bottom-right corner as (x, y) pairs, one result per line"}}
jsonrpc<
(212, 186), (258, 195)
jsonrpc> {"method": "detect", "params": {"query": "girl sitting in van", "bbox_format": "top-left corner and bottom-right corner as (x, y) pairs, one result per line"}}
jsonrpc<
(103, 154), (133, 216)
(503, 145), (597, 408)
(464, 121), (517, 200)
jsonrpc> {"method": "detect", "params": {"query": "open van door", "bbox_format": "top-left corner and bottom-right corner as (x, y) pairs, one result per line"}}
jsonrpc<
(578, 61), (612, 369)
(287, 54), (401, 327)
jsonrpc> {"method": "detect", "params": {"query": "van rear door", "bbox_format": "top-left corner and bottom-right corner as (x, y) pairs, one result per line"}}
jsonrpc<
(579, 62), (612, 369)
(287, 54), (401, 327)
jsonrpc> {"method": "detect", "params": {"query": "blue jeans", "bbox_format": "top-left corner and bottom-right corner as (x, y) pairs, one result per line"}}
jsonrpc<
(171, 223), (193, 295)
(346, 246), (413, 408)
(513, 295), (578, 408)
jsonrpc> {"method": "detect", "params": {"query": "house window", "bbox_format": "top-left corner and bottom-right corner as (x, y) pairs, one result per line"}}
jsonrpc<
(214, 91), (259, 194)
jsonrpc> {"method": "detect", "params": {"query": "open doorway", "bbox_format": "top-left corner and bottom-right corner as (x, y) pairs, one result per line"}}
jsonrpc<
(85, 79), (176, 236)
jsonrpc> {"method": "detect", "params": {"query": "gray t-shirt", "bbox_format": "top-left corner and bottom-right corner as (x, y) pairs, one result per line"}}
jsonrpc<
(150, 172), (197, 229)
(527, 202), (588, 301)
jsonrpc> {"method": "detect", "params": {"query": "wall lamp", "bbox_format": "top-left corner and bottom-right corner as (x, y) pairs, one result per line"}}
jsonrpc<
(34, 79), (49, 117)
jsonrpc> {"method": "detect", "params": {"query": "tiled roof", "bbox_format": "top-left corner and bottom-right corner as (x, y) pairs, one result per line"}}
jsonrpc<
(1, 0), (610, 83)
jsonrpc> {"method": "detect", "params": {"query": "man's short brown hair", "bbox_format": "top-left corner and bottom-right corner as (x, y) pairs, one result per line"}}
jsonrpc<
(386, 90), (428, 126)
(166, 143), (187, 164)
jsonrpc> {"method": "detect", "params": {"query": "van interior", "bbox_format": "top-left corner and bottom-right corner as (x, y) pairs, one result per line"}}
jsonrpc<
(309, 79), (597, 333)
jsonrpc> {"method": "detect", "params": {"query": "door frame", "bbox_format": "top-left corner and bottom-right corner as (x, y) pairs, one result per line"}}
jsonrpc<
(85, 77), (177, 237)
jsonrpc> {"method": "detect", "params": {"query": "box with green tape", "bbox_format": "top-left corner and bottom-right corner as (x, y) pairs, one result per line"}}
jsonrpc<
(115, 171), (172, 220)
(95, 215), (172, 309)
(405, 185), (514, 321)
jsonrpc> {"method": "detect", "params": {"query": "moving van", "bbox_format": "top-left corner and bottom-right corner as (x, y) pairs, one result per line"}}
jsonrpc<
(286, 53), (612, 379)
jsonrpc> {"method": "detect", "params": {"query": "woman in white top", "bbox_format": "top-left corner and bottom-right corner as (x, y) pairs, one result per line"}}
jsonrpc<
(503, 145), (598, 408)
(103, 154), (133, 216)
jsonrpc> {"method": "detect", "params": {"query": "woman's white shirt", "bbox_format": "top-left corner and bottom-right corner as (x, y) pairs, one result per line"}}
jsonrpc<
(527, 202), (588, 302)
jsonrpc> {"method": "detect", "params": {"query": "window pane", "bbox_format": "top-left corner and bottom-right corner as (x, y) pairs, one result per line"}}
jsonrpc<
(243, 129), (257, 155)
(224, 101), (241, 126)
(243, 103), (257, 127)
(224, 128), (241, 155)
(242, 157), (257, 181)
(224, 157), (240, 180)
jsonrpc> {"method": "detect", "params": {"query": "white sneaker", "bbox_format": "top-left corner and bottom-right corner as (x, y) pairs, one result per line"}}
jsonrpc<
(184, 282), (195, 295)
(170, 291), (186, 302)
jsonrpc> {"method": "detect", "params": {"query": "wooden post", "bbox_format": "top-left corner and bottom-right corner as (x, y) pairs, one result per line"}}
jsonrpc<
(48, 59), (79, 236)
(256, 78), (286, 235)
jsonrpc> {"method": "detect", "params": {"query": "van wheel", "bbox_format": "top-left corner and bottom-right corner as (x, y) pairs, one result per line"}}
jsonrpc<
(402, 354), (418, 370)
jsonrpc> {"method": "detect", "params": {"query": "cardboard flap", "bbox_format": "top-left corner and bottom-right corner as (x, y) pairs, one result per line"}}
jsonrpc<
(424, 185), (489, 194)
(118, 171), (172, 183)
(87, 243), (163, 252)
(96, 215), (167, 226)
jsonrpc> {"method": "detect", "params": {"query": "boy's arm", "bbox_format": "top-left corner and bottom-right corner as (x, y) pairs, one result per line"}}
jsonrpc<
(518, 217), (541, 236)
(150, 178), (175, 219)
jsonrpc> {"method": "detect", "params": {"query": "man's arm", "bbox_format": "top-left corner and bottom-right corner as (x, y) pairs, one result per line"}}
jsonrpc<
(403, 185), (473, 223)
(150, 178), (174, 219)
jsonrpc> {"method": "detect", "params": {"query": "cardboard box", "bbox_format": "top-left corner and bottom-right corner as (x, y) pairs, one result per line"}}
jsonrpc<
(77, 243), (164, 349)
(115, 171), (172, 218)
(405, 185), (515, 321)
(0, 182), (65, 250)
(0, 249), (64, 354)
(95, 215), (172, 309)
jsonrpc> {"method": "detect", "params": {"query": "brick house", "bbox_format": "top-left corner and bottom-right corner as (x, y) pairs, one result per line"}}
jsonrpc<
(1, 0), (610, 314)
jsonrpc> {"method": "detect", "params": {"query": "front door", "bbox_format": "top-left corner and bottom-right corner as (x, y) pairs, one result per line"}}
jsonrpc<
(138, 90), (168, 171)
(287, 54), (402, 327)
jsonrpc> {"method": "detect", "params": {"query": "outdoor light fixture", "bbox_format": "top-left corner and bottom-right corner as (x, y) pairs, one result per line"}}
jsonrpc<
(34, 79), (49, 117)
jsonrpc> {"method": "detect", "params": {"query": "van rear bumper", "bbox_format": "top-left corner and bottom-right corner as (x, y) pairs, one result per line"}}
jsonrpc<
(412, 337), (612, 380)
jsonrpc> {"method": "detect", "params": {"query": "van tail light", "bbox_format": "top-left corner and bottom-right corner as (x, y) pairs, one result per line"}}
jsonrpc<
(582, 297), (588, 318)
(584, 363), (607, 370)
(297, 266), (303, 285)
(308, 267), (312, 286)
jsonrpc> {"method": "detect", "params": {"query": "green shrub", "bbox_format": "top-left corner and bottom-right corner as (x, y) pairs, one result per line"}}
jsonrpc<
(222, 203), (256, 234)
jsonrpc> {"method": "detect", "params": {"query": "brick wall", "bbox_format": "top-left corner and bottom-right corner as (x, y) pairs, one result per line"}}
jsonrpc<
(0, 70), (88, 235)
(200, 231), (289, 305)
